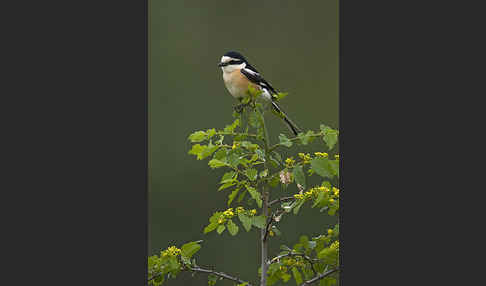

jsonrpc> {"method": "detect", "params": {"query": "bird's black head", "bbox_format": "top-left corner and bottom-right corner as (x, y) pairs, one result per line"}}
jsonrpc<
(223, 51), (247, 62)
(218, 51), (248, 67)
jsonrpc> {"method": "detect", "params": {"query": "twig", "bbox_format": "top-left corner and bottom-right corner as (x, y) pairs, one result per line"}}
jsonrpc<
(269, 196), (295, 207)
(263, 209), (285, 242)
(268, 133), (324, 152)
(299, 268), (339, 286)
(269, 251), (319, 275)
(190, 266), (253, 286)
(148, 266), (253, 286)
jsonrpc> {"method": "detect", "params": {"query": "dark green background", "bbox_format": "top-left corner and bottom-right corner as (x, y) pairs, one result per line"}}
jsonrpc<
(149, 1), (338, 285)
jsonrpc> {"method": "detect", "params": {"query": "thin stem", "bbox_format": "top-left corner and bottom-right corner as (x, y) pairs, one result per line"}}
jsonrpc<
(148, 266), (253, 286)
(256, 105), (271, 286)
(190, 266), (254, 286)
(299, 268), (339, 286)
(269, 196), (295, 207)
(269, 251), (319, 276)
(268, 133), (324, 152)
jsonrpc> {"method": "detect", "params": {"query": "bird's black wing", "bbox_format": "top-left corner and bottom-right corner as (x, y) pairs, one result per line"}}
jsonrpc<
(240, 66), (278, 96)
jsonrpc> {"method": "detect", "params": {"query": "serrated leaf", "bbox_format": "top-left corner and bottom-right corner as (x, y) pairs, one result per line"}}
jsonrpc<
(275, 92), (288, 101)
(299, 130), (315, 145)
(213, 148), (227, 161)
(312, 191), (326, 208)
(227, 219), (239, 235)
(252, 215), (266, 229)
(292, 165), (306, 189)
(310, 158), (334, 178)
(181, 241), (201, 258)
(218, 181), (236, 191)
(320, 125), (338, 150)
(188, 144), (205, 158)
(220, 171), (236, 183)
(199, 143), (219, 160)
(293, 199), (305, 215)
(224, 118), (240, 133)
(278, 133), (292, 147)
(188, 131), (207, 142)
(217, 224), (226, 234)
(227, 188), (240, 206)
(237, 189), (247, 203)
(328, 160), (339, 178)
(245, 168), (258, 181)
(203, 222), (218, 234)
(291, 267), (303, 285)
(238, 213), (252, 232)
(208, 159), (227, 169)
(246, 185), (262, 207)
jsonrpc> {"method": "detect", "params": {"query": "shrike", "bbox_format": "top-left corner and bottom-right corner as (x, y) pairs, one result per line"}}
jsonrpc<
(218, 51), (301, 136)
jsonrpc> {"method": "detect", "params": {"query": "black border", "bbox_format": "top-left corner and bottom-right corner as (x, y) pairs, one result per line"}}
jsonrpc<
(5, 0), (473, 284)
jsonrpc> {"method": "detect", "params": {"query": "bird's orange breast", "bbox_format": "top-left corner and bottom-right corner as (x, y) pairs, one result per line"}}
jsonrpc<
(223, 69), (258, 99)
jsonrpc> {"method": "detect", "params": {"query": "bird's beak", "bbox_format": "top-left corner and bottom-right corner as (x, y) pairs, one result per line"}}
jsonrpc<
(218, 62), (225, 67)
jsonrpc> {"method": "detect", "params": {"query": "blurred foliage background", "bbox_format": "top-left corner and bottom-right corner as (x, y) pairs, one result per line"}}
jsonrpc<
(149, 1), (338, 285)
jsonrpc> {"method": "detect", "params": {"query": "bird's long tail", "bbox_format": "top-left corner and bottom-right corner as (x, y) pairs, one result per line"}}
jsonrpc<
(271, 101), (301, 136)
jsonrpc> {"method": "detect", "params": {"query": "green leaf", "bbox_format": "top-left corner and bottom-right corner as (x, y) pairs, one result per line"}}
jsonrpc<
(291, 267), (303, 285)
(218, 181), (237, 191)
(188, 131), (207, 142)
(181, 241), (201, 259)
(299, 130), (315, 145)
(217, 224), (226, 234)
(188, 144), (205, 157)
(292, 165), (306, 189)
(245, 168), (258, 181)
(237, 189), (247, 203)
(293, 199), (305, 215)
(227, 219), (239, 236)
(252, 215), (266, 229)
(220, 171), (236, 183)
(278, 133), (293, 147)
(238, 213), (252, 232)
(328, 160), (339, 178)
(259, 169), (268, 178)
(224, 118), (240, 133)
(208, 273), (218, 286)
(208, 159), (227, 169)
(320, 125), (338, 150)
(213, 148), (227, 161)
(275, 92), (288, 101)
(206, 128), (216, 139)
(246, 185), (262, 208)
(312, 191), (326, 208)
(227, 188), (240, 206)
(310, 158), (334, 178)
(199, 143), (219, 160)
(268, 175), (280, 188)
(203, 222), (218, 234)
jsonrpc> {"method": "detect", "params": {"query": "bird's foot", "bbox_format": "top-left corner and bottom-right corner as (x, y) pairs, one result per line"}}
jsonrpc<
(233, 103), (248, 113)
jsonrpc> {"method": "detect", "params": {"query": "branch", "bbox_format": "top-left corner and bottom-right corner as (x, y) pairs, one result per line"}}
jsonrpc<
(148, 266), (254, 286)
(190, 266), (254, 286)
(299, 268), (339, 286)
(269, 251), (319, 276)
(263, 209), (285, 242)
(269, 196), (295, 207)
(268, 133), (324, 152)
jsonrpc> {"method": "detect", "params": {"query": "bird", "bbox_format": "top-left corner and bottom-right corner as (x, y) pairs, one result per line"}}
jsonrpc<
(218, 51), (301, 136)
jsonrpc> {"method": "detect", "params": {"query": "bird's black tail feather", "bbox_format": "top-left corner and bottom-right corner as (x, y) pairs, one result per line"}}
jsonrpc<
(271, 101), (301, 136)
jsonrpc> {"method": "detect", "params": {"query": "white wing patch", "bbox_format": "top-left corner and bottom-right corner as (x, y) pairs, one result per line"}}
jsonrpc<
(242, 68), (259, 76)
